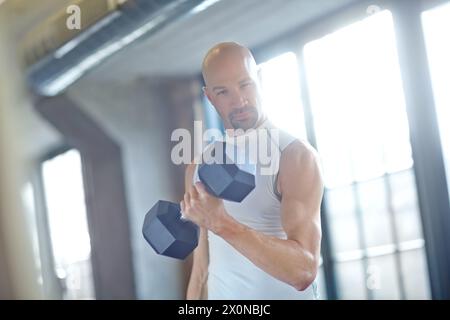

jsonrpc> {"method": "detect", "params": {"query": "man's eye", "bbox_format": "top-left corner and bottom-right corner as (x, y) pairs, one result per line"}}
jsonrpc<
(241, 82), (252, 88)
(217, 90), (226, 95)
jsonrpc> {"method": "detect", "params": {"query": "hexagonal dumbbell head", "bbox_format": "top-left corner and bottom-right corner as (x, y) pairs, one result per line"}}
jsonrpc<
(142, 200), (199, 260)
(198, 141), (256, 202)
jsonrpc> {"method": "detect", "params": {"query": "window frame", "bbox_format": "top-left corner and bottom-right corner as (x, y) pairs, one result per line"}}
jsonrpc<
(249, 0), (450, 299)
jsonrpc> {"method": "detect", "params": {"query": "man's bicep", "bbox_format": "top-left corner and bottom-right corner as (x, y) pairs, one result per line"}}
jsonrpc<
(279, 142), (323, 254)
(280, 195), (322, 255)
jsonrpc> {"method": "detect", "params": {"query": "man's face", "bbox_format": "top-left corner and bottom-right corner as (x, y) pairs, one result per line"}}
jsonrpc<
(204, 53), (263, 131)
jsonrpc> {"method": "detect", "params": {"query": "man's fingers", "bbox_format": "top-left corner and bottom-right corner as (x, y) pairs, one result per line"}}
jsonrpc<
(190, 184), (199, 200)
(194, 182), (208, 197)
(180, 200), (185, 213)
(184, 192), (191, 206)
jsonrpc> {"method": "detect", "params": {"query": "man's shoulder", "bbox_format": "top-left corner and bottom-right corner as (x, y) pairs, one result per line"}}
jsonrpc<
(281, 139), (320, 168)
(284, 139), (317, 155)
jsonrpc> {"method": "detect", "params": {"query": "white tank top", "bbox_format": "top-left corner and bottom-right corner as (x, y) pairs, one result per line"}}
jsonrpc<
(193, 119), (319, 300)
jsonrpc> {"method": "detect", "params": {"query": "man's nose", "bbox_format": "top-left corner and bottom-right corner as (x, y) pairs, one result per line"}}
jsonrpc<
(231, 89), (248, 108)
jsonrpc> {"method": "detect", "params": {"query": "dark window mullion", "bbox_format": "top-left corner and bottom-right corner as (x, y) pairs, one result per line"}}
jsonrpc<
(297, 48), (338, 300)
(385, 171), (407, 299)
(352, 181), (372, 300)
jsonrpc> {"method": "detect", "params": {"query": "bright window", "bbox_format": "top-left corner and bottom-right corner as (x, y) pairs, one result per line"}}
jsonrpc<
(259, 52), (307, 139)
(42, 149), (95, 299)
(304, 10), (430, 299)
(304, 11), (413, 188)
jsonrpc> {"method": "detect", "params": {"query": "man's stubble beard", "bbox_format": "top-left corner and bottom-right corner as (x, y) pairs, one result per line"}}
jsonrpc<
(229, 106), (259, 131)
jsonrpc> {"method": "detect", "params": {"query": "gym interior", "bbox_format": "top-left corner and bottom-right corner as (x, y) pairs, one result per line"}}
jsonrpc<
(0, 0), (449, 300)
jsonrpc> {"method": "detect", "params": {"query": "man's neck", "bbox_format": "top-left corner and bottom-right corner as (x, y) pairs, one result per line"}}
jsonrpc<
(255, 115), (268, 128)
(224, 115), (268, 133)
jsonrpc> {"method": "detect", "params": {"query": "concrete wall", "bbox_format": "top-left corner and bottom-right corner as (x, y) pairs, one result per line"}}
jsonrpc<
(67, 76), (200, 299)
(0, 17), (201, 296)
(0, 11), (43, 300)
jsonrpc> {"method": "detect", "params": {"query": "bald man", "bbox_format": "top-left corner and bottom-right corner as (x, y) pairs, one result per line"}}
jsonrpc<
(182, 42), (324, 300)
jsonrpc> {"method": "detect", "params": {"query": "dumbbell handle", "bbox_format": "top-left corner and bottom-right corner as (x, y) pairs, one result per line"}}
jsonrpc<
(179, 209), (190, 222)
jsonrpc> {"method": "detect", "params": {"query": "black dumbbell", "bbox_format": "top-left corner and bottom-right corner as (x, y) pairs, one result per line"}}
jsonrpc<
(142, 200), (199, 260)
(142, 141), (255, 259)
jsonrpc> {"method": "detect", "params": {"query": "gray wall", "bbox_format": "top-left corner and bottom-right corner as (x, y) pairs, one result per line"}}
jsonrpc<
(66, 76), (199, 299)
(0, 12), (43, 299)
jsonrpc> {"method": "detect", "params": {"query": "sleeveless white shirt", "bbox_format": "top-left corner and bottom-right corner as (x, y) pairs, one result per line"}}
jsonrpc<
(194, 119), (319, 300)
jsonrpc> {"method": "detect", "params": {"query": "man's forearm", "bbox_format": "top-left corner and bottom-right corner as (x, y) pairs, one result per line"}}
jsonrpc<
(187, 274), (207, 300)
(187, 279), (202, 300)
(215, 214), (317, 291)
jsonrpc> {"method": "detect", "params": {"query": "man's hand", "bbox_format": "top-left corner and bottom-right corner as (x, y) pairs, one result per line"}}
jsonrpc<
(180, 182), (229, 234)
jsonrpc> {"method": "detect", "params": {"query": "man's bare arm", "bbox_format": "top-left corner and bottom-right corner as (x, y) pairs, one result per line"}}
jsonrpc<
(186, 227), (209, 299)
(278, 141), (323, 288)
(185, 163), (209, 299)
(211, 141), (323, 290)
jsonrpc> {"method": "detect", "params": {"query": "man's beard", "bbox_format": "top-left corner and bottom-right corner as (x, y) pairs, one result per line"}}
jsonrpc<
(229, 106), (259, 131)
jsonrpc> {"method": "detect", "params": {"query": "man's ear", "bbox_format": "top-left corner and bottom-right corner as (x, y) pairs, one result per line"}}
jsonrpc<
(202, 86), (221, 115)
(203, 86), (213, 104)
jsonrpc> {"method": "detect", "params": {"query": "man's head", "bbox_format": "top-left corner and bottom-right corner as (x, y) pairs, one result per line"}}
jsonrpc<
(202, 42), (265, 131)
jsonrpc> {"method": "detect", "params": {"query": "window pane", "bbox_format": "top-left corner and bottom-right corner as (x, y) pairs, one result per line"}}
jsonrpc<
(389, 169), (423, 242)
(326, 187), (360, 253)
(422, 3), (450, 199)
(358, 177), (393, 248)
(400, 248), (431, 299)
(366, 255), (401, 299)
(259, 52), (307, 139)
(304, 10), (412, 188)
(335, 260), (366, 299)
(42, 149), (95, 299)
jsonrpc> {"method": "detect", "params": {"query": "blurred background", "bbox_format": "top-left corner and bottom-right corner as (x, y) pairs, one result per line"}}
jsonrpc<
(0, 0), (449, 300)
